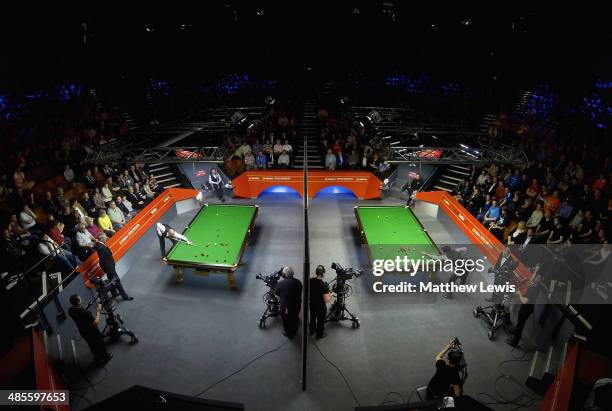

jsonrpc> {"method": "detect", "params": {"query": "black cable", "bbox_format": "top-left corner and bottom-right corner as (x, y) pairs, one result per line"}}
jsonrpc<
(476, 349), (541, 410)
(380, 391), (407, 405)
(312, 341), (361, 406)
(193, 339), (288, 398)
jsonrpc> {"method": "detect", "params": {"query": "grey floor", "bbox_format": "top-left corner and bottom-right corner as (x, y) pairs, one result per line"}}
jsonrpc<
(70, 193), (541, 411)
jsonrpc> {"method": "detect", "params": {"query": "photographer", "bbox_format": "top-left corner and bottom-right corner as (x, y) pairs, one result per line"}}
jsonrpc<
(275, 266), (302, 339)
(427, 340), (463, 399)
(68, 294), (112, 364)
(309, 265), (332, 339)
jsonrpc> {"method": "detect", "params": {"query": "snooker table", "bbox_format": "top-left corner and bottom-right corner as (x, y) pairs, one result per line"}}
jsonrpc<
(163, 203), (258, 288)
(354, 205), (440, 267)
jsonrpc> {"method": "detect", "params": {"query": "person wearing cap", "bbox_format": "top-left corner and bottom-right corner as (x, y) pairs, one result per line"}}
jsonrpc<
(275, 266), (303, 339)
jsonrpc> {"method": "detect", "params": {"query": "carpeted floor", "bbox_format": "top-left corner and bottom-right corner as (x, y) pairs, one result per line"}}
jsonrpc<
(68, 193), (542, 411)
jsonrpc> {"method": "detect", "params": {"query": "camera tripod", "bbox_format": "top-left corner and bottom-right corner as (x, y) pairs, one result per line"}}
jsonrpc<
(101, 308), (139, 344)
(258, 290), (280, 329)
(473, 293), (511, 340)
(326, 282), (360, 329)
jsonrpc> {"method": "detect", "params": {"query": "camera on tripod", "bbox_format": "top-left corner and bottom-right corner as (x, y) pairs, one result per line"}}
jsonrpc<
(255, 269), (282, 291)
(88, 275), (138, 344)
(448, 337), (468, 384)
(327, 263), (362, 329)
(256, 269), (283, 329)
(331, 262), (361, 282)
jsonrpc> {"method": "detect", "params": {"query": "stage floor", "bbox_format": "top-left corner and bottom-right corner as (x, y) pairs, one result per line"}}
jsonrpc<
(68, 193), (541, 411)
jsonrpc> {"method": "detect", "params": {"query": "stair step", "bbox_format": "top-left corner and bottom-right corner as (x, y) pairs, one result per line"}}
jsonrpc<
(157, 176), (178, 184)
(150, 166), (170, 172)
(438, 179), (457, 186)
(154, 172), (174, 178)
(163, 183), (182, 188)
(441, 174), (463, 182)
(433, 185), (453, 192)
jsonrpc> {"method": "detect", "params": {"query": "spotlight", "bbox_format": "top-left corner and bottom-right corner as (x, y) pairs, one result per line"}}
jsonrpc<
(461, 18), (472, 27)
(231, 111), (247, 125)
(265, 96), (276, 105)
(366, 110), (382, 124)
(431, 23), (439, 30)
(256, 8), (265, 17)
(340, 96), (349, 105)
(145, 24), (155, 33)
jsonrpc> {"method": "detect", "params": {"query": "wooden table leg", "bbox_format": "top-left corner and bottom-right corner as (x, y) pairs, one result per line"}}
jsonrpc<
(174, 266), (183, 283)
(227, 272), (237, 289)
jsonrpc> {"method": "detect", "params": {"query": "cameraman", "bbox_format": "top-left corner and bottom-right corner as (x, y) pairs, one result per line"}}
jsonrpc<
(485, 248), (517, 303)
(275, 266), (302, 339)
(427, 340), (462, 399)
(68, 294), (112, 363)
(309, 265), (332, 339)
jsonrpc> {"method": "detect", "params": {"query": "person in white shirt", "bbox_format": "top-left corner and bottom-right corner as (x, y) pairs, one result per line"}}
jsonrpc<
(19, 205), (38, 231)
(157, 223), (192, 257)
(64, 164), (75, 183)
(325, 149), (337, 170)
(208, 168), (225, 202)
(38, 234), (81, 273)
(273, 139), (284, 164)
(526, 203), (544, 228)
(76, 223), (96, 257)
(282, 141), (293, 155)
(277, 150), (291, 168)
(107, 202), (126, 229)
(476, 170), (490, 187)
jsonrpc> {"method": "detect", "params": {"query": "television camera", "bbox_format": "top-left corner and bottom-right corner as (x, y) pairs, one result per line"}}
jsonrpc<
(327, 263), (362, 329)
(448, 337), (468, 384)
(89, 276), (138, 344)
(255, 268), (283, 328)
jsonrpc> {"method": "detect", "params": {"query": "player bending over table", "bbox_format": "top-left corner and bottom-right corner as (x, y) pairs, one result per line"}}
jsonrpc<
(157, 223), (192, 258)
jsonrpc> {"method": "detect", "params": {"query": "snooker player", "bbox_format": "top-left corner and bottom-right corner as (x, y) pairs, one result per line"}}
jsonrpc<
(157, 223), (193, 257)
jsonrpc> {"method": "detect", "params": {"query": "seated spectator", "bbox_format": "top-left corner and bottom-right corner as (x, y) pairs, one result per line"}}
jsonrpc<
(569, 209), (585, 230)
(494, 181), (506, 201)
(325, 149), (337, 170)
(476, 170), (490, 187)
(148, 176), (164, 194)
(526, 203), (544, 228)
(262, 139), (273, 165)
(107, 202), (126, 229)
(277, 150), (291, 168)
(476, 195), (492, 221)
(13, 167), (35, 191)
(55, 187), (68, 210)
(508, 221), (528, 245)
(38, 233), (81, 274)
(349, 149), (360, 169)
(121, 169), (134, 189)
(576, 210), (595, 243)
(543, 190), (561, 215)
(134, 182), (153, 200)
(558, 197), (574, 222)
(85, 217), (103, 240)
(97, 209), (116, 237)
(369, 153), (381, 174)
(256, 151), (267, 170)
(64, 164), (75, 184)
(93, 187), (106, 210)
(81, 192), (97, 217)
(116, 196), (136, 219)
(142, 181), (156, 199)
(82, 169), (96, 190)
(252, 139), (262, 156)
(76, 223), (96, 257)
(535, 211), (554, 239)
(483, 200), (501, 227)
(282, 140), (293, 157)
(72, 200), (88, 225)
(273, 139), (284, 163)
(57, 205), (78, 236)
(244, 151), (257, 170)
(42, 191), (59, 217)
(547, 217), (569, 244)
(101, 183), (113, 204)
(47, 220), (70, 251)
(515, 198), (533, 222)
(129, 165), (142, 183)
(109, 177), (122, 194)
(336, 149), (348, 169)
(19, 205), (40, 232)
(126, 186), (145, 209)
(507, 169), (522, 191)
(489, 209), (510, 241)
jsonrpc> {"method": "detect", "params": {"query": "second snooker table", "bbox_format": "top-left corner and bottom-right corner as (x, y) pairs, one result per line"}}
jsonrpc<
(163, 203), (258, 288)
(354, 205), (440, 266)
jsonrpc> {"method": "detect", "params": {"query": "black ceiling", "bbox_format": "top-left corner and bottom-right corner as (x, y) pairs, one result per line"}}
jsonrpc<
(1, 4), (610, 89)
